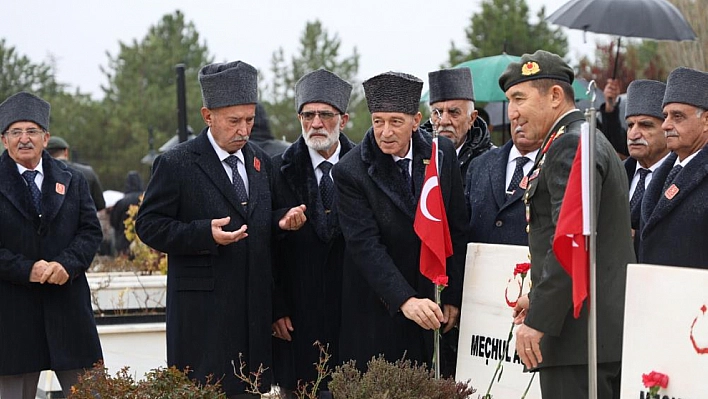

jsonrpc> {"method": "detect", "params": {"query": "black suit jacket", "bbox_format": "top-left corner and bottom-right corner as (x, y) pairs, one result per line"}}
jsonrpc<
(333, 128), (468, 369)
(136, 130), (274, 396)
(465, 140), (529, 246)
(0, 151), (102, 375)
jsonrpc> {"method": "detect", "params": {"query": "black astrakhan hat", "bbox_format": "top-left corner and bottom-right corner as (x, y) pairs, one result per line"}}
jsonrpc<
(363, 72), (423, 115)
(625, 80), (666, 120)
(295, 68), (353, 113)
(498, 50), (574, 92)
(198, 61), (258, 109)
(428, 68), (474, 104)
(662, 67), (708, 110)
(0, 92), (50, 134)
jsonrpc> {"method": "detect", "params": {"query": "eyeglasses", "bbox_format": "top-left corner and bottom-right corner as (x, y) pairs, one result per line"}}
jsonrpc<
(4, 128), (44, 138)
(430, 108), (464, 122)
(299, 111), (340, 122)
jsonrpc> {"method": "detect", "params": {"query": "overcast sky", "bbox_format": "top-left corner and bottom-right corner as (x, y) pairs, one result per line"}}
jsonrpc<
(3, 0), (611, 99)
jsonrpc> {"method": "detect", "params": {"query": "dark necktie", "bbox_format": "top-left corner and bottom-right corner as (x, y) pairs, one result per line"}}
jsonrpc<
(661, 164), (683, 194)
(225, 155), (248, 206)
(22, 170), (42, 215)
(396, 158), (412, 194)
(506, 156), (530, 198)
(629, 168), (650, 228)
(319, 161), (334, 211)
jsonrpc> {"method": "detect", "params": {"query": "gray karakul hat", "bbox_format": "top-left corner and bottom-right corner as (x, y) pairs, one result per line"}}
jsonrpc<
(363, 71), (423, 115)
(625, 80), (666, 120)
(428, 68), (474, 104)
(198, 61), (258, 109)
(295, 68), (353, 113)
(0, 92), (50, 134)
(662, 67), (708, 110)
(499, 50), (574, 92)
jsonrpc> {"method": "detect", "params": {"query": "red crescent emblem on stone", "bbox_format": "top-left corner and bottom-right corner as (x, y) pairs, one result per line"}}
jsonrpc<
(690, 304), (708, 354)
(665, 184), (679, 199)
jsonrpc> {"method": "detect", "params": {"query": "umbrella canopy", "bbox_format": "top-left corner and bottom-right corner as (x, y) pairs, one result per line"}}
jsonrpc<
(421, 54), (588, 103)
(547, 0), (697, 41)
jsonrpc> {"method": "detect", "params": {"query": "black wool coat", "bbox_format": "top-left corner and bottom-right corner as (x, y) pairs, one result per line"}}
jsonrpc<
(333, 128), (468, 369)
(465, 140), (529, 246)
(270, 134), (355, 389)
(0, 151), (103, 375)
(639, 147), (708, 268)
(135, 130), (274, 396)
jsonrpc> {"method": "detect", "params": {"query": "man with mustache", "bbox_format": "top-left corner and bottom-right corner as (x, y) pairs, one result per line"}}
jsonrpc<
(621, 80), (670, 252)
(270, 68), (355, 398)
(424, 68), (492, 189)
(0, 92), (103, 398)
(502, 50), (634, 398)
(638, 67), (708, 269)
(334, 71), (468, 373)
(136, 61), (306, 398)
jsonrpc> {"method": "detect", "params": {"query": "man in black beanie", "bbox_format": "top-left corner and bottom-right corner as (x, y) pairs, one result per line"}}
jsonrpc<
(499, 50), (634, 399)
(136, 61), (306, 398)
(639, 67), (708, 269)
(333, 71), (468, 372)
(424, 67), (492, 187)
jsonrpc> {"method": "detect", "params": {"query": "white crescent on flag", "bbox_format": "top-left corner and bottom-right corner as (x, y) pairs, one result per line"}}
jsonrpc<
(420, 176), (441, 222)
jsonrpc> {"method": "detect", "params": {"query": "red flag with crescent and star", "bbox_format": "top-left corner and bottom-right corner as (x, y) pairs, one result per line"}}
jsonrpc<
(414, 137), (453, 283)
(553, 138), (590, 319)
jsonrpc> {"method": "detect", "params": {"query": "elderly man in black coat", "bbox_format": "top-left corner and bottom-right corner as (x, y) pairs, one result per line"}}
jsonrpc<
(421, 68), (492, 188)
(136, 61), (306, 398)
(0, 92), (103, 399)
(270, 68), (355, 397)
(639, 67), (708, 268)
(621, 80), (670, 254)
(333, 71), (468, 371)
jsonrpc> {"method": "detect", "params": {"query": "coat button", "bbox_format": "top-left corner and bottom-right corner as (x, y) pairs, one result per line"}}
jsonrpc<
(495, 220), (503, 227)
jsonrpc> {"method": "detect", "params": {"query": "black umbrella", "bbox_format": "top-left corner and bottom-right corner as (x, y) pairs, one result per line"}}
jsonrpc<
(547, 0), (697, 78)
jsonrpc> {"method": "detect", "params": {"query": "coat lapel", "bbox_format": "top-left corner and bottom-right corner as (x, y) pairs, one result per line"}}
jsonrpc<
(0, 151), (38, 221)
(243, 143), (267, 219)
(192, 131), (248, 219)
(361, 128), (427, 220)
(39, 154), (72, 226)
(644, 149), (708, 232)
(493, 141), (513, 210)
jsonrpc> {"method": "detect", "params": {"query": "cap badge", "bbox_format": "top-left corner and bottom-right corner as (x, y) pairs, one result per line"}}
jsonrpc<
(522, 62), (540, 76)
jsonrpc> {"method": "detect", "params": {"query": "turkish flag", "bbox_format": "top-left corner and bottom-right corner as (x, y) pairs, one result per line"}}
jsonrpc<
(553, 138), (589, 319)
(414, 137), (453, 283)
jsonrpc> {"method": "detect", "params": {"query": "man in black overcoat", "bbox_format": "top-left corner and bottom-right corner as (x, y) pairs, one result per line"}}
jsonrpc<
(501, 51), (635, 398)
(270, 68), (355, 397)
(333, 71), (468, 371)
(621, 80), (670, 254)
(136, 61), (306, 398)
(639, 67), (708, 268)
(0, 92), (103, 399)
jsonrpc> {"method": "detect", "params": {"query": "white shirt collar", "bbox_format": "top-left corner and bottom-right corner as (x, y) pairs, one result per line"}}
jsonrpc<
(635, 152), (671, 173)
(675, 149), (701, 168)
(392, 138), (414, 162)
(308, 140), (342, 171)
(208, 128), (245, 164)
(17, 158), (44, 176)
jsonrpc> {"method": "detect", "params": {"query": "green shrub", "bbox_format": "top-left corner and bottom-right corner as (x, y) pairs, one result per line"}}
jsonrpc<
(329, 356), (476, 399)
(69, 361), (226, 399)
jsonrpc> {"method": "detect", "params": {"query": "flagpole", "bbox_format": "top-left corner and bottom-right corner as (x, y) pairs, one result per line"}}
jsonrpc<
(584, 81), (599, 399)
(430, 112), (442, 380)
